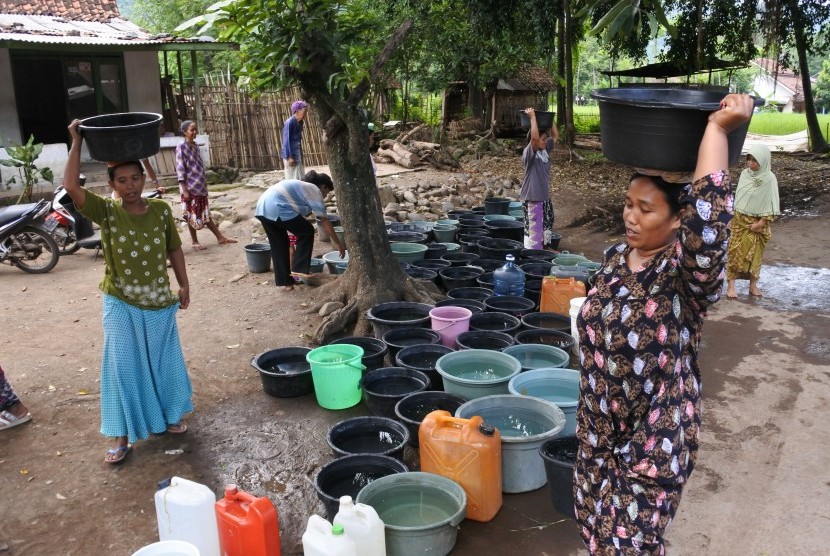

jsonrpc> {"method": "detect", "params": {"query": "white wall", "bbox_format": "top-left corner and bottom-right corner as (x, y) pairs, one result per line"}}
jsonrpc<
(0, 49), (22, 144)
(124, 51), (162, 113)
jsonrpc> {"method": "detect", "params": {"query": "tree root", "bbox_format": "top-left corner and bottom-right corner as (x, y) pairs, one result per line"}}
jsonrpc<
(313, 299), (358, 344)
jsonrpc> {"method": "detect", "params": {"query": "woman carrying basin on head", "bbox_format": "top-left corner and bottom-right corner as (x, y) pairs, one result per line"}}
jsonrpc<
(63, 120), (194, 465)
(573, 94), (755, 554)
(520, 108), (559, 250)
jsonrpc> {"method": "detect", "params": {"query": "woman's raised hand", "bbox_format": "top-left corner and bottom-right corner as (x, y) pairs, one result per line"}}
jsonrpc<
(68, 119), (82, 142)
(709, 94), (754, 134)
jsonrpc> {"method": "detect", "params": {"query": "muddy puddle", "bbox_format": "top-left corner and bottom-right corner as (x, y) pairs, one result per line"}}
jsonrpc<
(730, 263), (830, 312)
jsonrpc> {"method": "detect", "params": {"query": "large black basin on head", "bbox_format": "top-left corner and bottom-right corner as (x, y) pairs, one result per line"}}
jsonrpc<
(590, 88), (763, 171)
(78, 112), (163, 161)
(519, 110), (555, 130)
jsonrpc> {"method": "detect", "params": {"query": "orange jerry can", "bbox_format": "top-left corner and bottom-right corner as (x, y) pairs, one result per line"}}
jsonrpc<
(215, 485), (281, 556)
(540, 277), (586, 315)
(419, 410), (502, 522)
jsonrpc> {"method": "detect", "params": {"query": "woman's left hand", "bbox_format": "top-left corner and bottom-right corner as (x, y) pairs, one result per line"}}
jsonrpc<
(750, 219), (766, 233)
(178, 285), (190, 309)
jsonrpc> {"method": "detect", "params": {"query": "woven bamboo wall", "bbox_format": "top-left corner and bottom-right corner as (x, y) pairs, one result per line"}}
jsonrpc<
(182, 81), (327, 171)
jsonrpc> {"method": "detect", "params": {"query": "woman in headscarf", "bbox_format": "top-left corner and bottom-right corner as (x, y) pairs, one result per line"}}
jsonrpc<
(281, 100), (309, 180)
(726, 144), (780, 298)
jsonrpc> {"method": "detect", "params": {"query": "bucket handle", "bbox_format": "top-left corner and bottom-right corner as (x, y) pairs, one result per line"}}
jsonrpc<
(433, 319), (467, 332)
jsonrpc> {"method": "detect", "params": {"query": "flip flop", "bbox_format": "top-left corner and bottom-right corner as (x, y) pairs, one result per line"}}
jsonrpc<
(104, 445), (130, 464)
(0, 410), (32, 431)
(166, 423), (188, 434)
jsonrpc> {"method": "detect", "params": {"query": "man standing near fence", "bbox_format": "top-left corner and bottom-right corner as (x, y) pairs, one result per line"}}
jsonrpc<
(281, 100), (308, 179)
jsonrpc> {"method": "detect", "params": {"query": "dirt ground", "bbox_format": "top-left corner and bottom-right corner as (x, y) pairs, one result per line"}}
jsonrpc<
(2, 151), (830, 555)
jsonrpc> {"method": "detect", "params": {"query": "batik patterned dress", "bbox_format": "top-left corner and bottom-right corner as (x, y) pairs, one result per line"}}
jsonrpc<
(574, 171), (732, 555)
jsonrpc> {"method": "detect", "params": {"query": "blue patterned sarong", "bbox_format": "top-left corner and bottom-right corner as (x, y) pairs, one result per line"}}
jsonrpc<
(100, 295), (193, 443)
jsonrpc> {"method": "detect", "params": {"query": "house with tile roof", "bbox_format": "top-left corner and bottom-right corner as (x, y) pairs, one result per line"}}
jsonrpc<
(0, 0), (233, 194)
(751, 58), (816, 113)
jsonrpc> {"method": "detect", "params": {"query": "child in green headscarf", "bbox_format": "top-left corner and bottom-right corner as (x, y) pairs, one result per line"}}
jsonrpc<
(726, 144), (780, 298)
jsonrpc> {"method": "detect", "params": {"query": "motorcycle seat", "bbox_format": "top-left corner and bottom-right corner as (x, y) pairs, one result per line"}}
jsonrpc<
(0, 203), (38, 227)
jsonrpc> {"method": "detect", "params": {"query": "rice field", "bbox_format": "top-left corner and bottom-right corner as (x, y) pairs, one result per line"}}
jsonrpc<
(554, 104), (830, 136)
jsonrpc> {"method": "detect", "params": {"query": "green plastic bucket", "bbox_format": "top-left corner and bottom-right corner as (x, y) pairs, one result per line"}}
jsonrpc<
(356, 472), (466, 556)
(306, 345), (365, 409)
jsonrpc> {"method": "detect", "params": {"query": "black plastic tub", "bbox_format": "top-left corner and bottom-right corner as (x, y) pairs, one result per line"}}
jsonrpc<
(540, 437), (579, 519)
(524, 279), (543, 306)
(549, 231), (563, 250)
(366, 302), (433, 339)
(395, 344), (455, 390)
(521, 311), (571, 332)
(327, 416), (410, 461)
(518, 110), (555, 130)
(439, 265), (484, 291)
(394, 391), (468, 447)
(484, 197), (511, 215)
(315, 454), (409, 521)
(447, 209), (474, 219)
(477, 237), (524, 261)
(441, 252), (480, 267)
(447, 286), (494, 301)
(455, 330), (515, 351)
(520, 261), (554, 280)
(484, 220), (524, 242)
(590, 88), (762, 171)
(251, 347), (313, 398)
(434, 298), (487, 314)
(387, 230), (427, 244)
(405, 266), (438, 284)
(474, 258), (506, 272)
(423, 243), (448, 260)
(477, 271), (495, 289)
(361, 367), (431, 418)
(521, 249), (557, 262)
(381, 327), (442, 362)
(412, 258), (452, 271)
(483, 295), (536, 318)
(78, 112), (163, 161)
(469, 311), (522, 334)
(458, 235), (482, 254)
(514, 329), (575, 351)
(329, 336), (389, 372)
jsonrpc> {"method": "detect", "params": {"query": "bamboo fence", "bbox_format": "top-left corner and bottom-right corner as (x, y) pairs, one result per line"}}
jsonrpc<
(181, 78), (327, 171)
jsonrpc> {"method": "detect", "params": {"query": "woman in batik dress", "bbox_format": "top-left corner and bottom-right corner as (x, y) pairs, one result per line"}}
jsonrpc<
(573, 94), (755, 554)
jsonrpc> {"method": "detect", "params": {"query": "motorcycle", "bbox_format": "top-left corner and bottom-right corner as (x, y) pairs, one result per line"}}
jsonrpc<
(0, 198), (60, 273)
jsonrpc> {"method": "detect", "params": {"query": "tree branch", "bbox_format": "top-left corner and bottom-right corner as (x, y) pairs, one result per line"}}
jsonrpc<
(348, 18), (414, 105)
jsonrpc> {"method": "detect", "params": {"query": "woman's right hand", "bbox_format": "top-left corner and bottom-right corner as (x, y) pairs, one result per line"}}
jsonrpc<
(708, 94), (754, 134)
(68, 119), (82, 142)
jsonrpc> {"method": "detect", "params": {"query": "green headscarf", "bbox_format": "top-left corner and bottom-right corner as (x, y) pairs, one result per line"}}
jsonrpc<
(735, 145), (780, 218)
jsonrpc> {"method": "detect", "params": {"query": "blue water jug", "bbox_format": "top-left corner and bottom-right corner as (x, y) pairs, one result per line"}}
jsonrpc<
(492, 255), (525, 296)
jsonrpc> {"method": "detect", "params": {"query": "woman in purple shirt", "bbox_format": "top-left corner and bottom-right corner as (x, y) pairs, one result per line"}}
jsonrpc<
(176, 120), (237, 250)
(521, 108), (559, 250)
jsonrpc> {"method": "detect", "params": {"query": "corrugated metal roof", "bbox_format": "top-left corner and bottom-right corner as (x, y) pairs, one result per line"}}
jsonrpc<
(0, 13), (231, 50)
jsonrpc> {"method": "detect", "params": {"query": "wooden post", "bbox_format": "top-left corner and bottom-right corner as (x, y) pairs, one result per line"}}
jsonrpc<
(191, 50), (203, 132)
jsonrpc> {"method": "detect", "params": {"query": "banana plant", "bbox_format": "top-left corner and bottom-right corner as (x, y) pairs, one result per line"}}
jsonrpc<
(580, 0), (675, 40)
(0, 134), (54, 204)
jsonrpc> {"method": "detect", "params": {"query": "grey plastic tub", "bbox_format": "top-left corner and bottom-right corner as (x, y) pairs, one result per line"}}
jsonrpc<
(456, 395), (565, 493)
(508, 367), (579, 436)
(435, 349), (521, 400)
(356, 472), (466, 556)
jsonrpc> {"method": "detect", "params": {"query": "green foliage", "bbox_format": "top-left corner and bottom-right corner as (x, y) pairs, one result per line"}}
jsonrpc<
(0, 135), (54, 203)
(748, 112), (830, 136)
(579, 0), (669, 60)
(814, 59), (830, 112)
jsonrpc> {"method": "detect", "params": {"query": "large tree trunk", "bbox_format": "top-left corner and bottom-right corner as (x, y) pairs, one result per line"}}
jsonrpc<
(556, 8), (566, 131)
(563, 0), (575, 146)
(790, 1), (830, 153)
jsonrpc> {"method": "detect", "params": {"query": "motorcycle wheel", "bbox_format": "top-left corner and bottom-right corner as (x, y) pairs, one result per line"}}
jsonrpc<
(56, 228), (80, 255)
(11, 225), (60, 273)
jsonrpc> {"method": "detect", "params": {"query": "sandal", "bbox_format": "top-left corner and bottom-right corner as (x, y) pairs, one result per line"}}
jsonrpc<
(166, 423), (188, 434)
(0, 409), (32, 431)
(104, 445), (131, 464)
